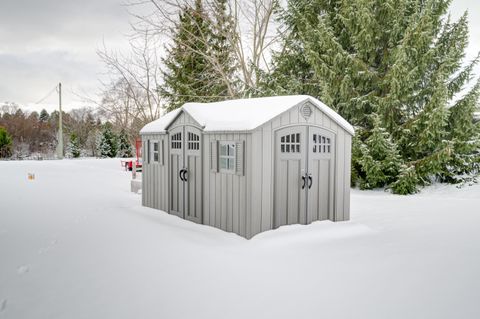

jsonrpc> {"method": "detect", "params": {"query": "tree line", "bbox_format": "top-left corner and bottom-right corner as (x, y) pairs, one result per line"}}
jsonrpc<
(0, 103), (133, 159)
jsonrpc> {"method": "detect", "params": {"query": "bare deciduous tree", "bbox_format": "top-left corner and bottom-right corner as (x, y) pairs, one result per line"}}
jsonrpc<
(127, 0), (279, 94)
(96, 28), (163, 131)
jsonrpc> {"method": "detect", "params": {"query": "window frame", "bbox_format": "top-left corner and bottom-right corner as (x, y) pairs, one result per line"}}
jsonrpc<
(219, 141), (236, 174)
(151, 141), (160, 163)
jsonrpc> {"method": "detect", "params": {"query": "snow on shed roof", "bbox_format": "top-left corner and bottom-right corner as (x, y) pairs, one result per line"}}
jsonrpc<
(140, 95), (354, 135)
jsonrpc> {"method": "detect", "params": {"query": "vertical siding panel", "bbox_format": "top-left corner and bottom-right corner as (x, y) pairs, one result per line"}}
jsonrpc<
(245, 133), (253, 238)
(280, 112), (289, 126)
(272, 117), (281, 129)
(289, 107), (298, 124)
(145, 135), (150, 208)
(343, 134), (352, 220)
(215, 135), (221, 228)
(232, 133), (240, 234)
(153, 161), (156, 209)
(250, 130), (263, 237)
(214, 134), (222, 228)
(163, 135), (168, 212)
(239, 177), (245, 237)
(149, 136), (153, 208)
(261, 123), (272, 232)
(204, 134), (210, 225)
(165, 134), (170, 212)
(221, 168), (227, 230)
(335, 130), (345, 221)
(233, 174), (239, 234)
(227, 174), (233, 232)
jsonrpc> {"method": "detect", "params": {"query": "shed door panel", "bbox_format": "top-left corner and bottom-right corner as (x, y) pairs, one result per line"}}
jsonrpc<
(274, 126), (307, 228)
(307, 127), (335, 223)
(184, 127), (202, 224)
(274, 125), (335, 228)
(169, 127), (184, 218)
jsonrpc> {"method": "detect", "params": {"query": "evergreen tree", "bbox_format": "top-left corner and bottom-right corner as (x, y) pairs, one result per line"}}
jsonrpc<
(39, 109), (49, 122)
(0, 126), (13, 158)
(66, 133), (81, 158)
(391, 164), (419, 195)
(97, 123), (118, 158)
(161, 0), (217, 111)
(260, 0), (322, 97)
(209, 0), (238, 97)
(268, 0), (480, 192)
(117, 129), (133, 158)
(356, 115), (403, 190)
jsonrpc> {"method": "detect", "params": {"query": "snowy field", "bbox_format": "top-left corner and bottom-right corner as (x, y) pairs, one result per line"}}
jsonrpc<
(0, 159), (479, 319)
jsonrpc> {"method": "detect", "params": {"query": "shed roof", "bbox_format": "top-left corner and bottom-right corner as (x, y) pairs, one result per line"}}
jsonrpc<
(140, 95), (354, 135)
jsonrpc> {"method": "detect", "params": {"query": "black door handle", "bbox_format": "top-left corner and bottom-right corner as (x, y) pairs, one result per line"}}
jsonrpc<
(179, 169), (185, 181)
(182, 169), (188, 182)
(308, 174), (313, 189)
(301, 175), (306, 189)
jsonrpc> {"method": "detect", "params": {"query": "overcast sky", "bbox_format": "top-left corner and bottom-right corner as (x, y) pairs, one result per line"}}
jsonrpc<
(0, 0), (479, 113)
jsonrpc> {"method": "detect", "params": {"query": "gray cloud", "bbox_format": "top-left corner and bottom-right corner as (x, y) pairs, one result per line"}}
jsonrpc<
(0, 0), (130, 111)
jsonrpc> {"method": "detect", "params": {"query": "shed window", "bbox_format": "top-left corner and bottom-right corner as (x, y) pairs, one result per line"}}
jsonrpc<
(280, 133), (300, 153)
(187, 132), (200, 150)
(152, 141), (159, 162)
(313, 134), (331, 153)
(219, 142), (235, 172)
(171, 132), (182, 149)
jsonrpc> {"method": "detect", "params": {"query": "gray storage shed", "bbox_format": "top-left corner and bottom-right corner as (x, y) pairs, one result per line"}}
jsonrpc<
(140, 95), (354, 239)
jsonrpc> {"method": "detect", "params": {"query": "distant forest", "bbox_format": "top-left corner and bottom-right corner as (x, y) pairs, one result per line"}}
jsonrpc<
(0, 102), (133, 159)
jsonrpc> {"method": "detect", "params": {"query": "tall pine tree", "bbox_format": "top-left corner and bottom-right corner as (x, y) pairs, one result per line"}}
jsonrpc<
(66, 133), (81, 158)
(161, 0), (217, 111)
(117, 129), (133, 158)
(267, 0), (480, 193)
(209, 0), (238, 98)
(97, 123), (118, 158)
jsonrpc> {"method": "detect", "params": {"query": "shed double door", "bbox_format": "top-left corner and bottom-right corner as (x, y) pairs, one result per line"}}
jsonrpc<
(274, 126), (335, 228)
(169, 126), (202, 223)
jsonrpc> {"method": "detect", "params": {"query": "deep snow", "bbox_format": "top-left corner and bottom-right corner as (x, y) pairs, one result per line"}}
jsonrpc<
(0, 159), (479, 319)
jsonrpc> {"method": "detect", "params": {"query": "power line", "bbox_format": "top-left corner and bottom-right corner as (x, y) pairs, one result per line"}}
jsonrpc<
(34, 85), (58, 105)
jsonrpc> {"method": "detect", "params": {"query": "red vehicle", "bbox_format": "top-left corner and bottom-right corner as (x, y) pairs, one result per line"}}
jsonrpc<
(121, 139), (142, 171)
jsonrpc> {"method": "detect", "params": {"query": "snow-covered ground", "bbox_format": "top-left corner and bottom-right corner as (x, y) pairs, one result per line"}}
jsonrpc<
(0, 159), (479, 319)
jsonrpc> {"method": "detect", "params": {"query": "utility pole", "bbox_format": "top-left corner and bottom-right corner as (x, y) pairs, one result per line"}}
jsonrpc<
(57, 82), (64, 159)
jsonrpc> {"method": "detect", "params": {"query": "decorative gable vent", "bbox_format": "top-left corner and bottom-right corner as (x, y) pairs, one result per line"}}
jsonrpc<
(300, 102), (313, 120)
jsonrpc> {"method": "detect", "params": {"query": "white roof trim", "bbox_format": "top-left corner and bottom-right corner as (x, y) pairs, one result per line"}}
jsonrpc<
(140, 95), (354, 135)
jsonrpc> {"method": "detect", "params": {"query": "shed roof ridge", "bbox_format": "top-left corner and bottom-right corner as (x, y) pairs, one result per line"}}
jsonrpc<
(140, 95), (354, 135)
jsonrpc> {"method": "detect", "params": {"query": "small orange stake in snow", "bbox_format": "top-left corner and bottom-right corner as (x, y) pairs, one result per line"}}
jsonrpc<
(27, 173), (35, 181)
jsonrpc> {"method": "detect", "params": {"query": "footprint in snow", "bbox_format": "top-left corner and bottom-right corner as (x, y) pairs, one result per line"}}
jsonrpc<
(0, 299), (6, 312)
(17, 265), (29, 275)
(38, 238), (58, 255)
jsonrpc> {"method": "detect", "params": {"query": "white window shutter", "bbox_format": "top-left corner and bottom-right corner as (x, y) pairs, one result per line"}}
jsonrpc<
(235, 141), (244, 176)
(210, 140), (218, 172)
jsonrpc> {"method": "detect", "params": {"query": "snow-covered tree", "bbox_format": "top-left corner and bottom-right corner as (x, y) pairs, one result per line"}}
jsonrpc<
(356, 115), (403, 190)
(117, 129), (133, 158)
(97, 123), (117, 158)
(267, 0), (480, 192)
(161, 0), (218, 111)
(209, 0), (239, 97)
(39, 109), (49, 122)
(66, 133), (81, 158)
